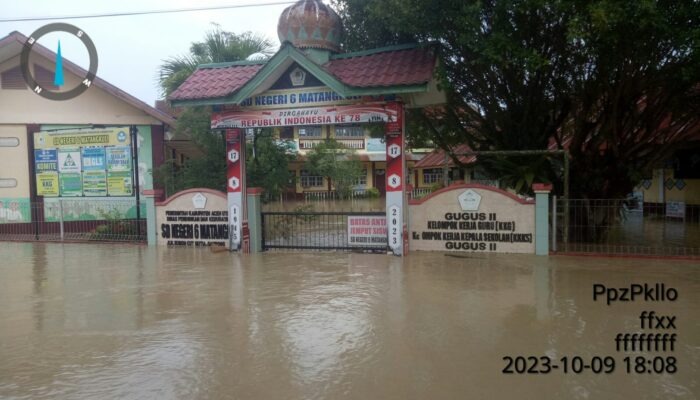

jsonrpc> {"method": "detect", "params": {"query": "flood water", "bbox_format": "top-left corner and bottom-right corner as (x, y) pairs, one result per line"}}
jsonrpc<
(0, 243), (698, 399)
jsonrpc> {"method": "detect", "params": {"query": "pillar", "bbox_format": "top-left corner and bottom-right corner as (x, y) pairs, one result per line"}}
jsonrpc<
(385, 102), (407, 256)
(247, 187), (263, 253)
(533, 183), (553, 256)
(226, 129), (247, 251)
(142, 189), (163, 246)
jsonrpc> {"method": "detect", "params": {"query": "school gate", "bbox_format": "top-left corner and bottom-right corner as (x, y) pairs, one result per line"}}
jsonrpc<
(169, 0), (448, 255)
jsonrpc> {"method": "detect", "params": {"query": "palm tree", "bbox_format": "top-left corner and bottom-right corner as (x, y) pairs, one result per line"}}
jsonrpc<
(158, 24), (275, 97)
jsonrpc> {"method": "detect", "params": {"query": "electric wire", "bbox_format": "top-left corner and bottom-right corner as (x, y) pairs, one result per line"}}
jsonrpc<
(0, 1), (296, 23)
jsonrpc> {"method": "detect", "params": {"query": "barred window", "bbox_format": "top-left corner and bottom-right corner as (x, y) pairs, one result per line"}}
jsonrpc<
(300, 170), (324, 187)
(423, 168), (444, 184)
(335, 125), (365, 138)
(354, 169), (368, 186)
(298, 126), (323, 138)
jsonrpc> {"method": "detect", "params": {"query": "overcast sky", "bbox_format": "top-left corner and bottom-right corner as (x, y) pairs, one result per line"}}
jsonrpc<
(2, 0), (297, 106)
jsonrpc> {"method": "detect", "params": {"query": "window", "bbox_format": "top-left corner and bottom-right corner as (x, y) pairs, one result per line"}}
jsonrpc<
(354, 169), (368, 186)
(298, 126), (322, 138)
(279, 127), (294, 139)
(300, 170), (324, 187)
(423, 168), (444, 184)
(335, 125), (365, 138)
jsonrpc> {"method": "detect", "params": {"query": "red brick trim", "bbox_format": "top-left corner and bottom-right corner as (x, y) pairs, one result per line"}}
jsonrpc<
(156, 188), (226, 206)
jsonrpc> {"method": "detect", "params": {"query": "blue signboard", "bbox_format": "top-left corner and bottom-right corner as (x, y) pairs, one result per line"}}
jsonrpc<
(34, 149), (58, 172)
(81, 147), (106, 171)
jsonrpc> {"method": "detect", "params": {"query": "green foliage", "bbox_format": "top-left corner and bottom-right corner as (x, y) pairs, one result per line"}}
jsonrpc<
(335, 0), (700, 198)
(365, 187), (380, 198)
(305, 139), (364, 199)
(91, 208), (139, 240)
(247, 130), (294, 200)
(159, 24), (275, 97)
(153, 107), (227, 195)
(155, 27), (282, 196)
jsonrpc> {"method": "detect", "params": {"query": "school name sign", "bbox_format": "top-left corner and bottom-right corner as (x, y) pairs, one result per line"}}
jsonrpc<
(409, 185), (536, 254)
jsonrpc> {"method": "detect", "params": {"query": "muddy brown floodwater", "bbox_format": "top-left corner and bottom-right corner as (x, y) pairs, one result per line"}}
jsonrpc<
(0, 243), (698, 399)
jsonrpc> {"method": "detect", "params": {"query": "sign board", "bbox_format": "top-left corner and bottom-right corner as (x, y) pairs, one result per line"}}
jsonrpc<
(36, 172), (59, 197)
(34, 127), (130, 149)
(347, 216), (387, 247)
(212, 104), (396, 129)
(33, 128), (132, 198)
(157, 190), (229, 248)
(409, 186), (536, 254)
(237, 87), (364, 109)
(666, 201), (686, 219)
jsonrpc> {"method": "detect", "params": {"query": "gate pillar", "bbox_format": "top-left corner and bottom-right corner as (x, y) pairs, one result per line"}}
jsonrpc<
(385, 102), (407, 256)
(226, 129), (247, 251)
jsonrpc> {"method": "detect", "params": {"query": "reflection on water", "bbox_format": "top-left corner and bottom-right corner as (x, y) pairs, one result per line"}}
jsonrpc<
(262, 198), (385, 212)
(0, 243), (698, 399)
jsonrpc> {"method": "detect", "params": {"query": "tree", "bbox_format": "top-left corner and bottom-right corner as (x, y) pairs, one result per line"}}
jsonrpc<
(246, 130), (296, 200)
(334, 0), (700, 199)
(155, 26), (287, 196)
(305, 139), (363, 198)
(159, 24), (275, 97)
(153, 107), (226, 194)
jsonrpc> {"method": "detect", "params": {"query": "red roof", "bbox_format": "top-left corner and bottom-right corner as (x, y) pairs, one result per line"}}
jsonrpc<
(169, 45), (436, 102)
(325, 47), (436, 88)
(170, 64), (263, 102)
(415, 144), (477, 169)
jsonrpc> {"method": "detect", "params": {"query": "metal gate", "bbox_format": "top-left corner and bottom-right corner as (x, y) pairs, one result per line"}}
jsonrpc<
(553, 198), (700, 257)
(261, 211), (387, 252)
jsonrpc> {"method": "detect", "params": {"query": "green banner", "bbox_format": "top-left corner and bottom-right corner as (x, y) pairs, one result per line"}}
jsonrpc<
(83, 171), (107, 197)
(59, 173), (83, 197)
(0, 198), (31, 223)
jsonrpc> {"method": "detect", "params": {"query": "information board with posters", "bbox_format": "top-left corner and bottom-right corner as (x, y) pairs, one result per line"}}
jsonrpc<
(33, 127), (132, 197)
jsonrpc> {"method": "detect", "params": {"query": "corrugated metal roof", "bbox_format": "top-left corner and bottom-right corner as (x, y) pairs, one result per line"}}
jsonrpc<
(414, 144), (477, 169)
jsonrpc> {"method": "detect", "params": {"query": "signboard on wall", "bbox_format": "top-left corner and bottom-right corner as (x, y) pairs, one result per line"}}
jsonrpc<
(409, 186), (536, 254)
(666, 201), (686, 219)
(347, 216), (387, 247)
(156, 190), (229, 248)
(33, 127), (132, 198)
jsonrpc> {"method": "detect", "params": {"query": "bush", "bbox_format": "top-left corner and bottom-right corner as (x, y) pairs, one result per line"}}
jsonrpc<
(365, 187), (380, 198)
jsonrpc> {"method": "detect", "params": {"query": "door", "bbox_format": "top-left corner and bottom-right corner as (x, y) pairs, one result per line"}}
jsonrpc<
(374, 169), (386, 196)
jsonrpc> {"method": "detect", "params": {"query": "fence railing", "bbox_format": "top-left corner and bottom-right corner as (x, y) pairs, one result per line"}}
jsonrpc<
(303, 189), (377, 202)
(554, 198), (700, 257)
(261, 211), (387, 252)
(0, 200), (146, 243)
(411, 188), (433, 200)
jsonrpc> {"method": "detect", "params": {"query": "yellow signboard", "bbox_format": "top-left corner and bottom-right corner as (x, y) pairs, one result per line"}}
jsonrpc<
(34, 127), (131, 150)
(36, 172), (59, 197)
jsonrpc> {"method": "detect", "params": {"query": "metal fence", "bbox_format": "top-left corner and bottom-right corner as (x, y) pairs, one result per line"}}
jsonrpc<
(0, 200), (146, 243)
(261, 211), (387, 252)
(554, 198), (700, 257)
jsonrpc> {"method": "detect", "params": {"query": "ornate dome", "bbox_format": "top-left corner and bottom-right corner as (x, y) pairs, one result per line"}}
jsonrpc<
(277, 0), (343, 53)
